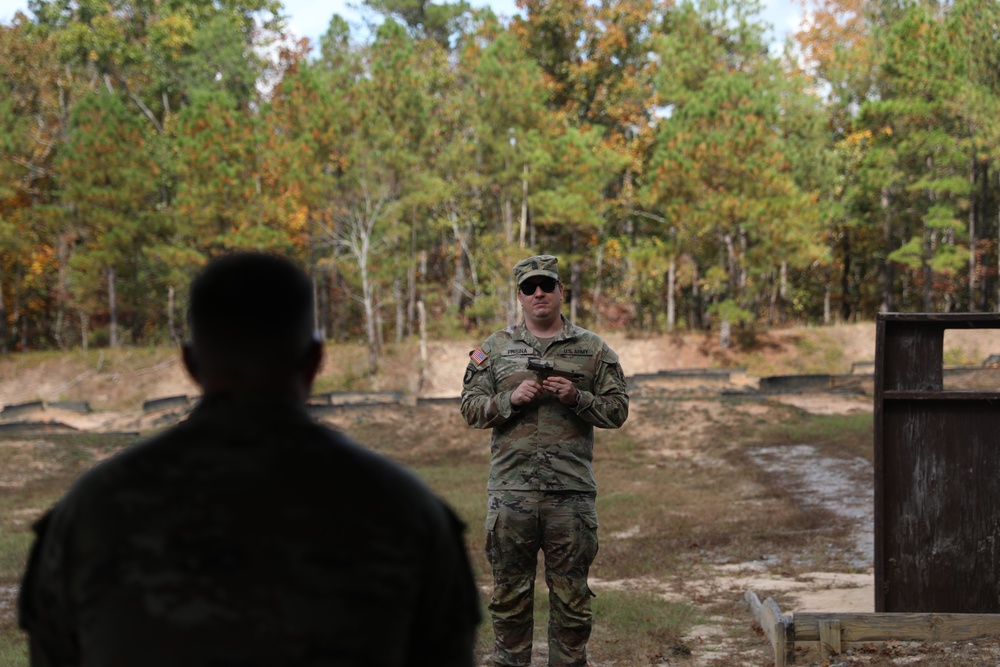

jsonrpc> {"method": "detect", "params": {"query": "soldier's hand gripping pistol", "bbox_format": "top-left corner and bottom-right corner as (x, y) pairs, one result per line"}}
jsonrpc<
(526, 358), (584, 382)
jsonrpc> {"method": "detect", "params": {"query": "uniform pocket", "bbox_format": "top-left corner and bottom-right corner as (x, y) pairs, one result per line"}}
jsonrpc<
(484, 508), (500, 565)
(578, 507), (599, 566)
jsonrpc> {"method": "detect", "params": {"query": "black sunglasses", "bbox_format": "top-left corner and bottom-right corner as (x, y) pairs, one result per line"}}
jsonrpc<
(519, 278), (559, 295)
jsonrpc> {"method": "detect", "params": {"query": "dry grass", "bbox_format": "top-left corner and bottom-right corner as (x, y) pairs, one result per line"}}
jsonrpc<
(2, 392), (996, 666)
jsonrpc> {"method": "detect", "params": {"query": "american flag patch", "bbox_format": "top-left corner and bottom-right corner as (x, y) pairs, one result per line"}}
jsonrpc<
(470, 348), (488, 365)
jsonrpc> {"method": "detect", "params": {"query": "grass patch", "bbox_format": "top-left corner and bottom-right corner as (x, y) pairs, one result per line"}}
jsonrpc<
(943, 345), (979, 366)
(751, 411), (874, 461)
(472, 577), (699, 664)
(592, 589), (700, 661)
(0, 532), (33, 584)
(0, 636), (28, 667)
(791, 331), (846, 374)
(0, 395), (875, 664)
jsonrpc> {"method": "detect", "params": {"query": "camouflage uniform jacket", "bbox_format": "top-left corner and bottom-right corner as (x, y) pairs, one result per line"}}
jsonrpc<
(19, 392), (480, 667)
(461, 318), (629, 493)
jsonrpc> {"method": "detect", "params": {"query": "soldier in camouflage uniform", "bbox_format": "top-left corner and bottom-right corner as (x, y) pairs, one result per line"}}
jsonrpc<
(19, 252), (480, 667)
(461, 255), (629, 667)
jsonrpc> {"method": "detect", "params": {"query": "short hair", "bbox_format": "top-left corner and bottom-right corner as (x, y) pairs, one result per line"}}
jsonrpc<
(188, 252), (316, 377)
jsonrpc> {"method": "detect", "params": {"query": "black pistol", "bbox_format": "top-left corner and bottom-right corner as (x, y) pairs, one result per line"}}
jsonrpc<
(526, 358), (584, 382)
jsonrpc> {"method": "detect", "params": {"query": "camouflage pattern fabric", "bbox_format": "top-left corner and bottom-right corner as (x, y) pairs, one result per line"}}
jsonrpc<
(513, 255), (560, 285)
(462, 317), (627, 666)
(485, 491), (598, 667)
(19, 393), (480, 667)
(460, 318), (629, 493)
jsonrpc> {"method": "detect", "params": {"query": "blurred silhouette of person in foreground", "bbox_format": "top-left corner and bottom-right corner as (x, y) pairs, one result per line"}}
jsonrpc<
(19, 251), (480, 667)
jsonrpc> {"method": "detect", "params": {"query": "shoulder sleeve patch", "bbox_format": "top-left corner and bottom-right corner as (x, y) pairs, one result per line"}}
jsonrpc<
(601, 343), (619, 365)
(470, 348), (488, 365)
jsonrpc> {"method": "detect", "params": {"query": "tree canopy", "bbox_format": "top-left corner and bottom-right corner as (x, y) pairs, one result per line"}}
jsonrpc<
(2, 0), (999, 361)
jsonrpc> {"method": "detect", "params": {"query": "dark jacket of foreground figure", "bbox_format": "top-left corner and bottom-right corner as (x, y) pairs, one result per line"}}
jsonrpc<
(19, 393), (480, 667)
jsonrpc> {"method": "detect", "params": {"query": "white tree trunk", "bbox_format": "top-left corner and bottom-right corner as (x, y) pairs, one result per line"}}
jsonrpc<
(108, 267), (118, 348)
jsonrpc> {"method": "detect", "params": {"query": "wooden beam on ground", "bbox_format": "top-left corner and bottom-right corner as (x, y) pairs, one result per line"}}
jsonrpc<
(819, 619), (841, 658)
(746, 590), (1000, 665)
(744, 590), (794, 667)
(793, 612), (1000, 643)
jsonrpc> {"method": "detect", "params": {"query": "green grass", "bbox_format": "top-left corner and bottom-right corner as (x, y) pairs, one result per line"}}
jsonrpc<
(792, 331), (847, 374)
(0, 637), (28, 667)
(473, 574), (700, 663)
(0, 533), (33, 585)
(592, 589), (701, 660)
(751, 411), (875, 461)
(0, 398), (875, 664)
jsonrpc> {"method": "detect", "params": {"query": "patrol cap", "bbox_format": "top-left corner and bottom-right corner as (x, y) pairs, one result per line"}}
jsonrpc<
(513, 255), (560, 285)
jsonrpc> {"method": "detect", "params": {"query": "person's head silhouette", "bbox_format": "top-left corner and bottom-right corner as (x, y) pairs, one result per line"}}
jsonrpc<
(183, 252), (323, 401)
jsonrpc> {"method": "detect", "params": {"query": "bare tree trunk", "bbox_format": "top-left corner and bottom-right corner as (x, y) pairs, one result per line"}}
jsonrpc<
(417, 299), (427, 393)
(407, 221), (416, 338)
(452, 240), (467, 310)
(108, 267), (118, 348)
(362, 268), (379, 375)
(719, 318), (731, 350)
(824, 282), (831, 324)
(738, 226), (748, 293)
(503, 186), (513, 245)
(780, 260), (787, 323)
(394, 276), (404, 343)
(168, 286), (179, 346)
(519, 164), (529, 248)
(80, 312), (89, 352)
(667, 255), (676, 333)
(0, 272), (6, 354)
(922, 158), (934, 312)
(922, 226), (934, 312)
(840, 227), (852, 322)
(769, 269), (779, 326)
(570, 259), (582, 323)
(724, 232), (737, 296)
(54, 233), (70, 349)
(12, 265), (20, 350)
(879, 189), (894, 313)
(593, 246), (604, 330)
(376, 307), (385, 358)
(691, 260), (702, 330)
(969, 154), (977, 311)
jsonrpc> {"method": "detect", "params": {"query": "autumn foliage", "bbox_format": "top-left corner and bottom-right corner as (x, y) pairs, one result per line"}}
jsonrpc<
(1, 0), (999, 359)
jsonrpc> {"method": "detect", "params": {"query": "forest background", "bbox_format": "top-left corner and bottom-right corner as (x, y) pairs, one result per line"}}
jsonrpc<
(1, 0), (999, 374)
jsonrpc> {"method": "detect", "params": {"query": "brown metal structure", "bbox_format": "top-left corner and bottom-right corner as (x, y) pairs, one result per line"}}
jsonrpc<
(874, 313), (1000, 612)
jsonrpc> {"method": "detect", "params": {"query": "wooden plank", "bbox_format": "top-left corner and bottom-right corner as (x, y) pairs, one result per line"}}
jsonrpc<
(744, 591), (779, 658)
(745, 591), (793, 666)
(883, 390), (1000, 401)
(877, 313), (1000, 325)
(819, 619), (841, 658)
(793, 612), (1000, 643)
(782, 615), (796, 666)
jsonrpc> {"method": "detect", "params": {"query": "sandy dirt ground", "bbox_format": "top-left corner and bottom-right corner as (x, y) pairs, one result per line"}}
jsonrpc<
(4, 323), (1000, 665)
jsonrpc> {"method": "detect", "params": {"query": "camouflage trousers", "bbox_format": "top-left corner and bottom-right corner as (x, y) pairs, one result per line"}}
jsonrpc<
(485, 490), (599, 667)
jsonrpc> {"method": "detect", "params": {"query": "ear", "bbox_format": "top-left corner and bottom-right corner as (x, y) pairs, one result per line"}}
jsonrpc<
(182, 342), (201, 386)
